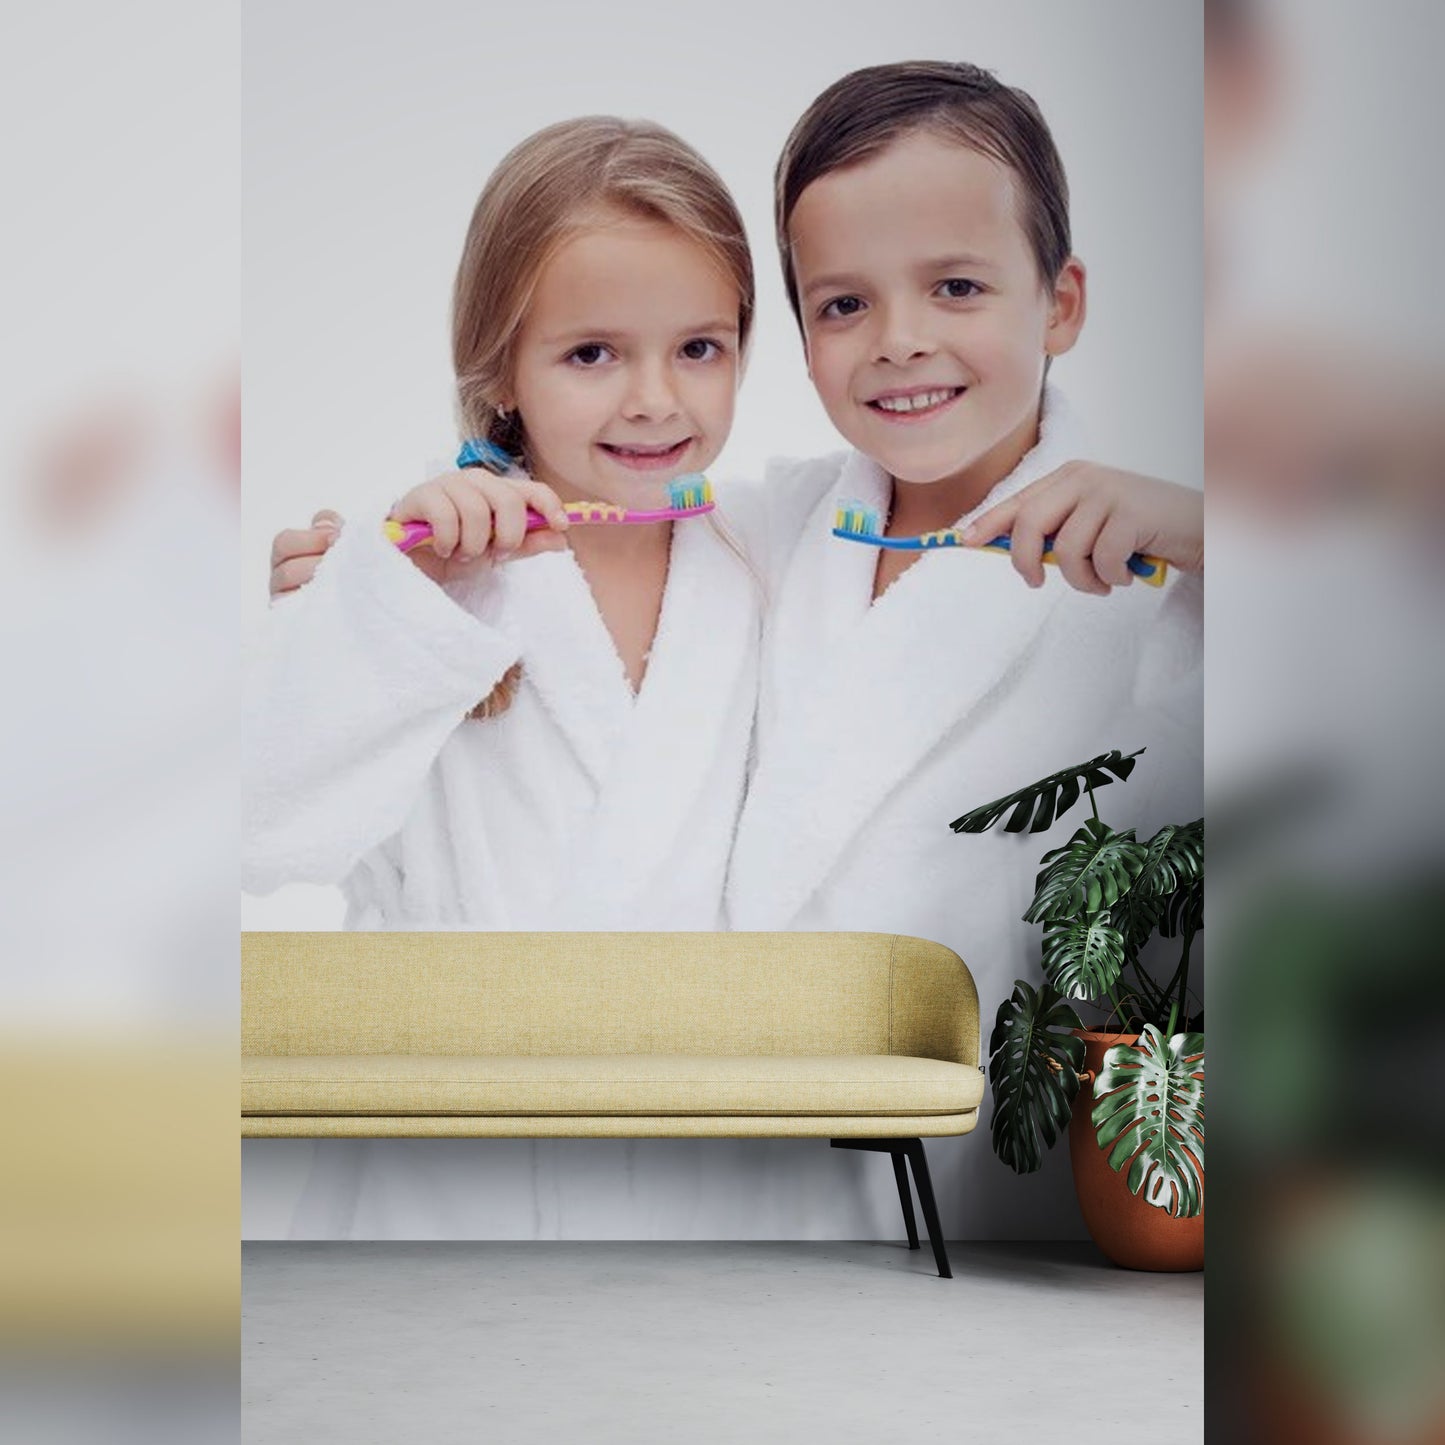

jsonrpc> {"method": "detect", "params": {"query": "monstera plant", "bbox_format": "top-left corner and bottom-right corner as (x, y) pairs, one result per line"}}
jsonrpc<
(951, 748), (1204, 1219)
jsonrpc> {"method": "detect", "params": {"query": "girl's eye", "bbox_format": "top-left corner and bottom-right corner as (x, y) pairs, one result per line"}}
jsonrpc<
(820, 295), (865, 320)
(680, 337), (723, 362)
(937, 278), (982, 300)
(567, 343), (614, 367)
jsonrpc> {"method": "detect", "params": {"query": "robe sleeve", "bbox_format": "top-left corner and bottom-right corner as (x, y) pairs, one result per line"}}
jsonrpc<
(1130, 568), (1205, 826)
(1134, 568), (1204, 718)
(242, 513), (521, 893)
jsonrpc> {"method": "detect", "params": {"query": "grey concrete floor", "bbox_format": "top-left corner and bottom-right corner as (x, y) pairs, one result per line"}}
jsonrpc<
(243, 1241), (1202, 1443)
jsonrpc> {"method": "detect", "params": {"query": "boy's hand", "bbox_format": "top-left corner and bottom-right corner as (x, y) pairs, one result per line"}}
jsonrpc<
(270, 510), (343, 596)
(960, 462), (1204, 593)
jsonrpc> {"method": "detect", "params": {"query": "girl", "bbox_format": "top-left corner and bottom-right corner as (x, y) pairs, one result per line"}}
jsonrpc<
(244, 117), (762, 929)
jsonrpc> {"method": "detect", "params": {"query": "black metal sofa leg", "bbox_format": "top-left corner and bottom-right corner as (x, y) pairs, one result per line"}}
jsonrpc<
(891, 1151), (920, 1250)
(901, 1139), (953, 1279)
(830, 1139), (952, 1278)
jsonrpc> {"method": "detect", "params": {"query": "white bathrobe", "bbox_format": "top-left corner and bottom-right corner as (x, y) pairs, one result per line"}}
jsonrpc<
(244, 504), (760, 930)
(727, 392), (1204, 1012)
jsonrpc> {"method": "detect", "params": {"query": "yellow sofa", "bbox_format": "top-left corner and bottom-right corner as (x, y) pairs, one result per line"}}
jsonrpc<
(242, 931), (985, 1276)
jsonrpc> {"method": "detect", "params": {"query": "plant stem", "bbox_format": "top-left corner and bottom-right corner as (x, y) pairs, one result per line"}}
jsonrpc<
(1162, 926), (1196, 1036)
(1102, 982), (1128, 1027)
(1125, 956), (1171, 1023)
(1177, 924), (1196, 1024)
(1087, 785), (1099, 823)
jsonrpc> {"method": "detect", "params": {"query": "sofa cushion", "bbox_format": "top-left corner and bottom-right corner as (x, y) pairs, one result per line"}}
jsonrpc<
(242, 1054), (985, 1118)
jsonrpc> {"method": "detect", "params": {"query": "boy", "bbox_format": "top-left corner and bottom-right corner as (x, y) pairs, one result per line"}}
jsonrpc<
(723, 67), (1203, 1198)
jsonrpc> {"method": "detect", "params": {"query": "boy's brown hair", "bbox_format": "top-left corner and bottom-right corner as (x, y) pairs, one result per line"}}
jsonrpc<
(774, 61), (1071, 325)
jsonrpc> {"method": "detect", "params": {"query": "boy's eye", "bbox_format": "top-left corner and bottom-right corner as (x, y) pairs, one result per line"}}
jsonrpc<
(680, 337), (723, 362)
(937, 278), (982, 300)
(819, 295), (865, 320)
(566, 343), (614, 367)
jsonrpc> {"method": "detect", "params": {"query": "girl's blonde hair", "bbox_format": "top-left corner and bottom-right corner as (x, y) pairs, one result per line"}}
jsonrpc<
(453, 115), (755, 455)
(453, 116), (757, 721)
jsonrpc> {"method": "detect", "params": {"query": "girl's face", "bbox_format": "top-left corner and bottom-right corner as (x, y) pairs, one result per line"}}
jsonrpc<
(789, 129), (1085, 497)
(507, 212), (741, 505)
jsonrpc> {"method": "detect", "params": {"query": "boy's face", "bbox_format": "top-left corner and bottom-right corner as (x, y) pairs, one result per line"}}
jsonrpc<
(788, 129), (1084, 493)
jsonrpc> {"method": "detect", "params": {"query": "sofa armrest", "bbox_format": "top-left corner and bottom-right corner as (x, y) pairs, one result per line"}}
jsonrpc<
(886, 935), (980, 1068)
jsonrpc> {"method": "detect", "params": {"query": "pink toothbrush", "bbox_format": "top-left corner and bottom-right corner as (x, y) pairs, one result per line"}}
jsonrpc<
(384, 439), (714, 554)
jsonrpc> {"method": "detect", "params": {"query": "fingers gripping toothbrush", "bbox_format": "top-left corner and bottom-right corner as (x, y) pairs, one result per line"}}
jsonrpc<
(384, 438), (715, 554)
(829, 500), (1168, 585)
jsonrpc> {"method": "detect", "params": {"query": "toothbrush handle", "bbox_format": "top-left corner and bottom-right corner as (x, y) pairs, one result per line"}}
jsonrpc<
(1123, 552), (1168, 586)
(387, 508), (564, 552)
(983, 534), (1168, 586)
(390, 497), (710, 551)
(384, 519), (434, 553)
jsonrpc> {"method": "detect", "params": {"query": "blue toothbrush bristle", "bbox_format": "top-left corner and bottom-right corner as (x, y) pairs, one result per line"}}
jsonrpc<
(667, 475), (712, 510)
(834, 500), (882, 536)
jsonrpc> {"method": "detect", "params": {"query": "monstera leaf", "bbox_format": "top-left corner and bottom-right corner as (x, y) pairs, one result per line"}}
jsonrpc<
(1025, 818), (1149, 925)
(1135, 820), (1204, 897)
(1092, 1026), (1205, 1217)
(1041, 918), (1128, 1001)
(1110, 820), (1205, 951)
(1109, 888), (1165, 956)
(1159, 877), (1205, 939)
(988, 982), (1085, 1174)
(949, 749), (1145, 835)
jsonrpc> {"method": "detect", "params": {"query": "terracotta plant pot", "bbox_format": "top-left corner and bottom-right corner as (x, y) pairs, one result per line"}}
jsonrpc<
(1069, 1030), (1204, 1272)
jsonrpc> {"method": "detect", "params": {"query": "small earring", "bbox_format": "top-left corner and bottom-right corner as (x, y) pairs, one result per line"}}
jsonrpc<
(496, 405), (510, 422)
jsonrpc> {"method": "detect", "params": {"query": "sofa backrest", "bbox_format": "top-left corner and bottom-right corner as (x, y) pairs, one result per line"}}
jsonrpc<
(242, 933), (978, 1066)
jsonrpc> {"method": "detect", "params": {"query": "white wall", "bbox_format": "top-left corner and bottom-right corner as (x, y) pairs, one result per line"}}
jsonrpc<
(242, 0), (1200, 1239)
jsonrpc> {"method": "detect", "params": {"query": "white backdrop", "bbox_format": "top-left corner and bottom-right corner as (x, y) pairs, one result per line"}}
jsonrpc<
(242, 0), (1200, 1239)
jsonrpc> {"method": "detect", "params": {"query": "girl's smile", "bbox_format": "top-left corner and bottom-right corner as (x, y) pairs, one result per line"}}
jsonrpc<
(596, 437), (696, 471)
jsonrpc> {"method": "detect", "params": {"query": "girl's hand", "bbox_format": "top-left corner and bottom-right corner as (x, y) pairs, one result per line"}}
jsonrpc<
(270, 510), (343, 597)
(960, 462), (1204, 594)
(390, 469), (570, 585)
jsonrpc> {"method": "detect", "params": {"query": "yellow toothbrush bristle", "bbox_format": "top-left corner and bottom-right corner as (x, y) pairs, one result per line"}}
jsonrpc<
(667, 475), (714, 510)
(834, 500), (882, 536)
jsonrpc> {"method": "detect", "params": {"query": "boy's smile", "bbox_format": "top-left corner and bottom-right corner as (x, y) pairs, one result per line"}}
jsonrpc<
(865, 383), (967, 419)
(789, 129), (1084, 521)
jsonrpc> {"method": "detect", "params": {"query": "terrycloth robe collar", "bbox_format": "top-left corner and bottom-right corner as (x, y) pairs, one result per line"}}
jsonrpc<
(726, 387), (1086, 928)
(498, 512), (759, 928)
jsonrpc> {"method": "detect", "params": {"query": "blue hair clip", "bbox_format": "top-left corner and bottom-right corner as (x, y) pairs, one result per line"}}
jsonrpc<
(456, 437), (517, 474)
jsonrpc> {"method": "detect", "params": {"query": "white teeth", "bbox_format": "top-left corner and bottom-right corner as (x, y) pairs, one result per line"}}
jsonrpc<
(873, 388), (957, 413)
